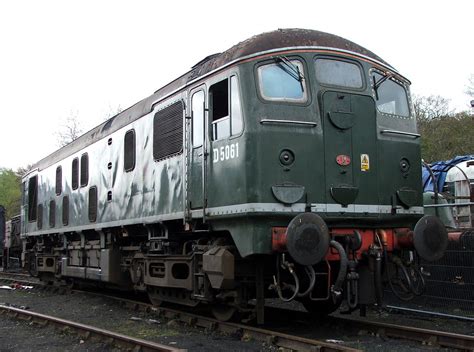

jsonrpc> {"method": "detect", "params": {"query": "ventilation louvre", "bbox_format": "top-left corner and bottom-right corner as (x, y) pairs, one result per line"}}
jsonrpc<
(88, 186), (97, 222)
(49, 200), (56, 228)
(62, 196), (69, 226)
(153, 101), (183, 161)
(37, 204), (43, 229)
(81, 153), (89, 187)
(72, 158), (79, 190)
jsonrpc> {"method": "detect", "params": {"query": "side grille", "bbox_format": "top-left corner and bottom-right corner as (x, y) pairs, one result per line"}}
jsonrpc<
(153, 101), (184, 161)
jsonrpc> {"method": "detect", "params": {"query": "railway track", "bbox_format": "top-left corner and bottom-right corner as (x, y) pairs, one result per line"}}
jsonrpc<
(262, 305), (474, 350)
(0, 304), (184, 352)
(331, 315), (474, 351)
(2, 273), (474, 351)
(0, 275), (359, 352)
(106, 298), (361, 352)
(0, 271), (33, 280)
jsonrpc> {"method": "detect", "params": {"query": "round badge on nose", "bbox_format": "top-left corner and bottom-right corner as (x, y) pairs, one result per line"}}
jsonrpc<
(336, 155), (351, 166)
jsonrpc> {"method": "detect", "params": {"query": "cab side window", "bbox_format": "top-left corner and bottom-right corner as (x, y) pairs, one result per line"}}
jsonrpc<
(192, 91), (205, 147)
(124, 129), (136, 171)
(209, 76), (243, 141)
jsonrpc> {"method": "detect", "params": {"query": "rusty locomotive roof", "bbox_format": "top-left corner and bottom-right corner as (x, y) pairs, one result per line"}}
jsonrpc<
(187, 28), (390, 81)
(30, 29), (391, 172)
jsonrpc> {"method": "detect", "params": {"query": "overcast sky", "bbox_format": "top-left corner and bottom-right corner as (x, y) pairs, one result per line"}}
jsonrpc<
(1, 0), (472, 170)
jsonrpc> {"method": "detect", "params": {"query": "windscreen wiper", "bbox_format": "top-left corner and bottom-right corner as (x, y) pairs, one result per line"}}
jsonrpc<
(372, 72), (393, 100)
(276, 56), (305, 90)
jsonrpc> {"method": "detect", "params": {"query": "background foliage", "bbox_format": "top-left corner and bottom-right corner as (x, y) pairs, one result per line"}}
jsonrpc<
(415, 94), (474, 162)
(0, 168), (22, 219)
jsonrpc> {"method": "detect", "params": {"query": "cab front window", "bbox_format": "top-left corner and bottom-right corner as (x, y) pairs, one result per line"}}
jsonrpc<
(257, 58), (307, 102)
(372, 71), (410, 117)
(315, 58), (363, 88)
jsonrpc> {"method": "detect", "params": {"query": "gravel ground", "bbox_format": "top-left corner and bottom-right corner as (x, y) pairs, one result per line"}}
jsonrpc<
(358, 305), (474, 336)
(0, 288), (274, 352)
(0, 318), (118, 352)
(261, 299), (468, 351)
(268, 296), (474, 336)
(283, 295), (473, 338)
(262, 311), (453, 351)
(0, 285), (471, 351)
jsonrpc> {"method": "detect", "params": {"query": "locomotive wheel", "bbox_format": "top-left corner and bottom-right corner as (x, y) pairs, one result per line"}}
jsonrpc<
(211, 303), (238, 322)
(300, 297), (342, 318)
(64, 278), (76, 290)
(38, 272), (55, 285)
(147, 288), (163, 307)
(28, 253), (38, 277)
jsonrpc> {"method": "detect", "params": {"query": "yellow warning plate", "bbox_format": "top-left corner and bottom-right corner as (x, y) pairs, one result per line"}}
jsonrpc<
(361, 154), (370, 172)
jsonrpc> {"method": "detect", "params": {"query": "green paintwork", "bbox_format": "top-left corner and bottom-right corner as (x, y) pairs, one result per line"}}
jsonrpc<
(201, 53), (422, 257)
(25, 51), (421, 258)
(322, 92), (378, 206)
(397, 188), (419, 208)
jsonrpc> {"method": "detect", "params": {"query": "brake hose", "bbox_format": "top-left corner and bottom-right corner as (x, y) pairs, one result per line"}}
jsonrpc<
(273, 255), (300, 302)
(385, 249), (414, 301)
(297, 265), (316, 297)
(329, 240), (348, 302)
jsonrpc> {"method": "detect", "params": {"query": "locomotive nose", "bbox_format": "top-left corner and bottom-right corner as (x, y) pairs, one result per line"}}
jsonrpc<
(286, 213), (330, 266)
(413, 215), (449, 262)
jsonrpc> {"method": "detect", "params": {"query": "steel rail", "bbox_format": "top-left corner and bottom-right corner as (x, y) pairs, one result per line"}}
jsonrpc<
(77, 292), (360, 352)
(8, 273), (474, 350)
(0, 304), (185, 352)
(387, 305), (474, 322)
(0, 275), (359, 352)
(333, 315), (474, 350)
(0, 270), (30, 275)
(3, 273), (474, 350)
(0, 271), (32, 279)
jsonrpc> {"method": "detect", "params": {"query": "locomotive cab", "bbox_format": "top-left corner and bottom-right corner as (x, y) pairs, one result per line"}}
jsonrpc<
(187, 31), (448, 318)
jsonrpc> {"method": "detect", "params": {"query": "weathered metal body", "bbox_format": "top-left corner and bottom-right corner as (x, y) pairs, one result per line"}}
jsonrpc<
(0, 206), (4, 267)
(5, 216), (21, 250)
(2, 214), (21, 269)
(20, 29), (447, 321)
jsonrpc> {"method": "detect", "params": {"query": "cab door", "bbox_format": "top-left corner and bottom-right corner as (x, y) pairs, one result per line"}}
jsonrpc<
(188, 88), (206, 212)
(322, 92), (379, 210)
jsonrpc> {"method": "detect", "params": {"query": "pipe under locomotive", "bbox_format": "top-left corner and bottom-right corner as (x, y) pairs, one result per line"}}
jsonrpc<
(20, 29), (448, 323)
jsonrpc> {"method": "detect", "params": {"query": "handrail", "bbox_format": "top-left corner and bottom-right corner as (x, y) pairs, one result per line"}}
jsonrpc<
(260, 119), (317, 127)
(424, 202), (474, 208)
(380, 129), (420, 138)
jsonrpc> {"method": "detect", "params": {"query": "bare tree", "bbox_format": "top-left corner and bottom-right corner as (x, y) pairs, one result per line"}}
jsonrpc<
(413, 94), (453, 121)
(16, 164), (33, 178)
(465, 74), (474, 98)
(56, 111), (83, 147)
(104, 105), (123, 121)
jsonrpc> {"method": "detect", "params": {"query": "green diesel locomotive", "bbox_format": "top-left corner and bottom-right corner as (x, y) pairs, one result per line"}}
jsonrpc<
(21, 29), (448, 322)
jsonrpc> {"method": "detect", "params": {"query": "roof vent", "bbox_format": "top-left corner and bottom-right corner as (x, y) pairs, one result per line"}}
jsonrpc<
(192, 53), (221, 69)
